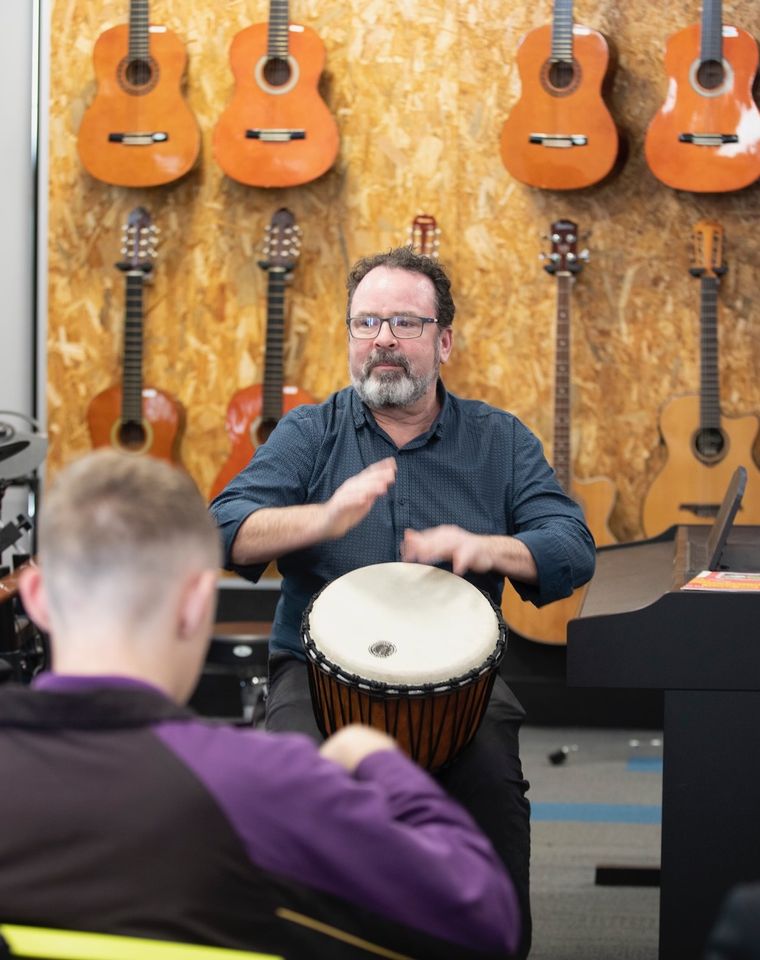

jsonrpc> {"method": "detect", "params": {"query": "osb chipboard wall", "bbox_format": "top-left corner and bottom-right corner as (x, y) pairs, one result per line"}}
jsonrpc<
(47, 0), (760, 540)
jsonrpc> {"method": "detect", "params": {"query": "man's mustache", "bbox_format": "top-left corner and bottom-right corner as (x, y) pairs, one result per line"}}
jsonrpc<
(364, 350), (411, 376)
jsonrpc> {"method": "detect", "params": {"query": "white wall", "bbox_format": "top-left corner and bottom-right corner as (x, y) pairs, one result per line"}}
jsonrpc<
(0, 0), (41, 558)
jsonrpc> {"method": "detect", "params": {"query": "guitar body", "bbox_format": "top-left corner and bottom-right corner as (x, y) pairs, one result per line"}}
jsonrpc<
(213, 23), (339, 188)
(78, 24), (200, 187)
(500, 25), (619, 190)
(501, 476), (616, 645)
(210, 383), (314, 499)
(644, 24), (760, 192)
(87, 384), (184, 463)
(642, 395), (760, 535)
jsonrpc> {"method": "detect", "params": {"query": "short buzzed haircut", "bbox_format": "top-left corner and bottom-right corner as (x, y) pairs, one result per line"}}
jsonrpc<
(39, 451), (221, 629)
(346, 247), (456, 328)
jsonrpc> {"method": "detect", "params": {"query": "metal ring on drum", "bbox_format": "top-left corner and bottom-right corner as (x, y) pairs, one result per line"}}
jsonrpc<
(302, 562), (507, 771)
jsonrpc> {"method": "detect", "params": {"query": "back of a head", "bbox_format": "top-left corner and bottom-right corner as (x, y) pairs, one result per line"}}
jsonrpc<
(39, 451), (221, 630)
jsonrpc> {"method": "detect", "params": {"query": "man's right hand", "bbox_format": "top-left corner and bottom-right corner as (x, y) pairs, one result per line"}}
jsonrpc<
(319, 724), (399, 773)
(322, 457), (397, 539)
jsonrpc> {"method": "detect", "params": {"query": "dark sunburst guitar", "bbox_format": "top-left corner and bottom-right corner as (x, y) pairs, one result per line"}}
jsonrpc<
(642, 221), (760, 535)
(87, 207), (184, 462)
(499, 0), (620, 190)
(501, 221), (616, 645)
(213, 0), (339, 188)
(644, 0), (760, 192)
(77, 0), (200, 187)
(210, 209), (314, 499)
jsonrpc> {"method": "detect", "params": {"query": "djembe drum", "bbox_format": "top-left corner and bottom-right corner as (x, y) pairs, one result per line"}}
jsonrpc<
(302, 562), (507, 770)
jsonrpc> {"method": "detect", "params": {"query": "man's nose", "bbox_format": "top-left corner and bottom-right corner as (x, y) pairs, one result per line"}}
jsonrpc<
(375, 319), (399, 345)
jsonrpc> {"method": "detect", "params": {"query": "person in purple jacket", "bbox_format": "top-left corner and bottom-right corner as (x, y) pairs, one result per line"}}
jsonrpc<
(0, 450), (520, 959)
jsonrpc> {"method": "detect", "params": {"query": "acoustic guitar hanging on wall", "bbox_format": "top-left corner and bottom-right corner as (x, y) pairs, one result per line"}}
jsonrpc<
(499, 0), (620, 190)
(408, 214), (441, 259)
(644, 0), (760, 192)
(500, 221), (616, 645)
(87, 207), (184, 463)
(77, 0), (200, 187)
(210, 209), (314, 499)
(641, 221), (760, 536)
(213, 1), (339, 188)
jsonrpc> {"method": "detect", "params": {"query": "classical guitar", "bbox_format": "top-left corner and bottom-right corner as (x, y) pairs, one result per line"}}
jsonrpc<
(408, 214), (441, 258)
(210, 209), (314, 499)
(499, 0), (619, 190)
(77, 0), (200, 187)
(213, 1), (339, 188)
(642, 221), (760, 535)
(87, 207), (184, 462)
(501, 221), (616, 645)
(644, 0), (760, 192)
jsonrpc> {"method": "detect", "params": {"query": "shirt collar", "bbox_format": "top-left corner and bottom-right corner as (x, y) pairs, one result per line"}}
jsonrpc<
(32, 672), (169, 698)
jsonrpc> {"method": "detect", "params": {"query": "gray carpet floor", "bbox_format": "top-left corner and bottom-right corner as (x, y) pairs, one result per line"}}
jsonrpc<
(521, 726), (662, 960)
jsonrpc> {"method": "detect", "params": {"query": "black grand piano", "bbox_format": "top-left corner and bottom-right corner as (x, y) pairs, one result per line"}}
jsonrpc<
(568, 468), (760, 960)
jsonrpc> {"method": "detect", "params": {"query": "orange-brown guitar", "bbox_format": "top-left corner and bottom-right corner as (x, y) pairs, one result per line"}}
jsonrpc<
(501, 221), (616, 645)
(213, 0), (339, 188)
(210, 209), (313, 499)
(77, 0), (200, 187)
(644, 0), (760, 192)
(642, 221), (760, 536)
(408, 213), (441, 259)
(87, 207), (184, 463)
(500, 0), (619, 190)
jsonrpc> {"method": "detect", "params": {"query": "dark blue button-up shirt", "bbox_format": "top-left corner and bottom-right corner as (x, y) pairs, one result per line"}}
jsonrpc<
(211, 383), (595, 659)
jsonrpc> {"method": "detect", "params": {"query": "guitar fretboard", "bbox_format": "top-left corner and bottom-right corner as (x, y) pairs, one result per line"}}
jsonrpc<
(267, 0), (290, 59)
(262, 269), (287, 421)
(700, 0), (723, 65)
(700, 276), (721, 431)
(553, 273), (573, 494)
(128, 0), (150, 61)
(122, 273), (145, 424)
(551, 0), (574, 62)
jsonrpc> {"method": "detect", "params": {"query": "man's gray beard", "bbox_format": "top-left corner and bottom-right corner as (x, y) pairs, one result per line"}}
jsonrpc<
(351, 347), (439, 410)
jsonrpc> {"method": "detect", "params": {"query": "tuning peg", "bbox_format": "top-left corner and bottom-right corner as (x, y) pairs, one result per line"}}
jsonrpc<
(579, 248), (590, 261)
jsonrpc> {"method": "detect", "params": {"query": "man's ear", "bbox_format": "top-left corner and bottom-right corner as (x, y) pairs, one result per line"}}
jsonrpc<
(439, 326), (453, 364)
(177, 569), (217, 643)
(18, 564), (52, 632)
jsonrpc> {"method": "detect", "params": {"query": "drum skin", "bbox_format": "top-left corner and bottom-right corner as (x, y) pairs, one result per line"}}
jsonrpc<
(303, 563), (507, 771)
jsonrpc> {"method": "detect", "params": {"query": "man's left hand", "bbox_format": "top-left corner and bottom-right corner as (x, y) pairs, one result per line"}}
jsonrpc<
(402, 525), (494, 576)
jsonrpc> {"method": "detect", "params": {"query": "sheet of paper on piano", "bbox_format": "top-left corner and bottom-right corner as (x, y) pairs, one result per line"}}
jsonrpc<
(681, 570), (760, 592)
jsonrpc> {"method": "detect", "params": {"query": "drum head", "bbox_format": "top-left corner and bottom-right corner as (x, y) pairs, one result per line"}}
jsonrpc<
(304, 562), (502, 686)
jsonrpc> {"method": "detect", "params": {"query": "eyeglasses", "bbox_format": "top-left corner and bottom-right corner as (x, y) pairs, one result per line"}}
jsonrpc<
(346, 315), (439, 339)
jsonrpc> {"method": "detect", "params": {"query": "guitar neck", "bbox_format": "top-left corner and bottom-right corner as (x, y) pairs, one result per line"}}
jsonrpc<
(553, 273), (572, 494)
(700, 0), (723, 65)
(122, 273), (145, 425)
(267, 0), (290, 59)
(128, 0), (150, 61)
(551, 0), (574, 62)
(700, 275), (721, 431)
(262, 269), (287, 421)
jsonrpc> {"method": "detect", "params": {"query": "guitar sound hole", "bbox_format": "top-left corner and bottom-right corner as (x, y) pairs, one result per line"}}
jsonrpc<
(118, 57), (159, 94)
(548, 60), (575, 90)
(697, 59), (724, 90)
(255, 419), (279, 446)
(694, 427), (725, 462)
(118, 421), (147, 451)
(263, 57), (291, 87)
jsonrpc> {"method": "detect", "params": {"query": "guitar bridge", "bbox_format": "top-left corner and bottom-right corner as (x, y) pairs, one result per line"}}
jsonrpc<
(529, 134), (588, 148)
(678, 133), (739, 146)
(245, 129), (306, 142)
(108, 132), (169, 145)
(679, 502), (721, 518)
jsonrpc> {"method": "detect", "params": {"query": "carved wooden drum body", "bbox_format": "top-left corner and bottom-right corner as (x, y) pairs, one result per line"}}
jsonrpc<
(302, 562), (507, 770)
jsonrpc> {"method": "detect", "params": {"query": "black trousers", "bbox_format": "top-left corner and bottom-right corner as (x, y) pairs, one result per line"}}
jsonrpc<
(266, 654), (532, 958)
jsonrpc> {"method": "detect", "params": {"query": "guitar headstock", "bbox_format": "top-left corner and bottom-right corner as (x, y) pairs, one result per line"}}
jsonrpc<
(542, 219), (586, 275)
(118, 206), (158, 274)
(690, 220), (726, 279)
(260, 208), (301, 273)
(409, 214), (440, 259)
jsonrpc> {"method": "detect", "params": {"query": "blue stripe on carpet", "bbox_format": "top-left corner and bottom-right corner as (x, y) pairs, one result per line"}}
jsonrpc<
(627, 757), (663, 772)
(531, 803), (661, 824)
